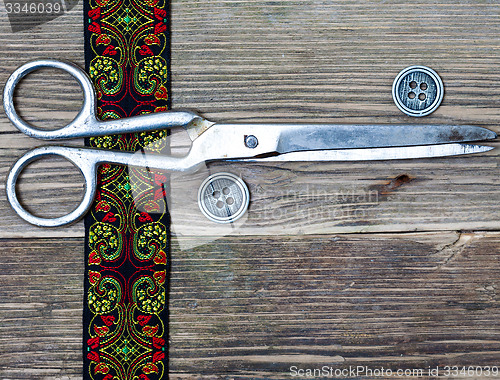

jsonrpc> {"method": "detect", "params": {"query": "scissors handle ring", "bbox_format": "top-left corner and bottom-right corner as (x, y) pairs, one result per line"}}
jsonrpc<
(3, 59), (98, 140)
(5, 144), (201, 227)
(6, 146), (97, 227)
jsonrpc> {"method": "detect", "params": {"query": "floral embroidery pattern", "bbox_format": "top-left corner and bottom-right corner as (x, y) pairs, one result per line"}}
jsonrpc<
(83, 0), (170, 377)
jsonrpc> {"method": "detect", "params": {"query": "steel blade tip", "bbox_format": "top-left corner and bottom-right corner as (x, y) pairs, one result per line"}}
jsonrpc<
(476, 126), (498, 141)
(453, 125), (497, 143)
(463, 144), (495, 154)
(477, 145), (495, 152)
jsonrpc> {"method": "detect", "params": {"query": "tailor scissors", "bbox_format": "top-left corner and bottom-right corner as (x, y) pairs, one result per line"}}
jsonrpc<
(4, 59), (497, 227)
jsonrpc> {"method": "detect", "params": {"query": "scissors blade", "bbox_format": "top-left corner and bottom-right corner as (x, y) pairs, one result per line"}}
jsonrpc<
(265, 124), (496, 152)
(233, 143), (494, 162)
(191, 122), (496, 165)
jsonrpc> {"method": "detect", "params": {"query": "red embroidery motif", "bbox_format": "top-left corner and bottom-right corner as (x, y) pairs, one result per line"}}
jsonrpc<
(102, 45), (118, 56)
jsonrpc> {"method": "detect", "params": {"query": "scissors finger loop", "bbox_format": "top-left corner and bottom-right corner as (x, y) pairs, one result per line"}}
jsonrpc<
(3, 59), (98, 140)
(6, 146), (98, 227)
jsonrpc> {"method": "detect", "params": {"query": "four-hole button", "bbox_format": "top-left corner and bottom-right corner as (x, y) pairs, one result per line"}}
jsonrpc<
(392, 65), (444, 117)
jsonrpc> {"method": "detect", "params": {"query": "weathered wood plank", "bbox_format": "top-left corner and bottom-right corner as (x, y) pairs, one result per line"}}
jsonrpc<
(168, 232), (500, 378)
(1, 233), (500, 378)
(0, 0), (500, 236)
(0, 238), (84, 379)
(1, 1), (500, 379)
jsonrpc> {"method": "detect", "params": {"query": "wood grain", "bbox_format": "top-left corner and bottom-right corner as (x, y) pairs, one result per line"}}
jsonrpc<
(0, 0), (500, 378)
(1, 0), (500, 236)
(2, 233), (500, 378)
(169, 232), (500, 378)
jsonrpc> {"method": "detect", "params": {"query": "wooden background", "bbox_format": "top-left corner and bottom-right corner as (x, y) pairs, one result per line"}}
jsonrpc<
(1, 0), (500, 378)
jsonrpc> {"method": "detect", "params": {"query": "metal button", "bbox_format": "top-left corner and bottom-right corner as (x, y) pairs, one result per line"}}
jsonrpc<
(198, 172), (249, 223)
(392, 66), (444, 117)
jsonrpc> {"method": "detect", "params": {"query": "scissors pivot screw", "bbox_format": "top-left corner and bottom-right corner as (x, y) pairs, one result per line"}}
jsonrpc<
(245, 135), (259, 149)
